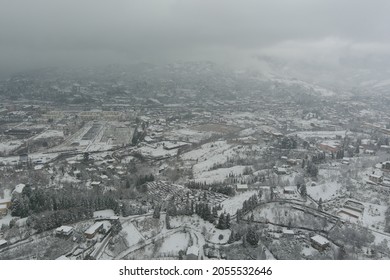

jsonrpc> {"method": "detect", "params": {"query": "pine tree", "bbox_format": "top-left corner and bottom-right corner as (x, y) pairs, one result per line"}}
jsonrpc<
(226, 213), (231, 229)
(153, 204), (161, 219)
(246, 226), (259, 246)
(165, 213), (171, 229)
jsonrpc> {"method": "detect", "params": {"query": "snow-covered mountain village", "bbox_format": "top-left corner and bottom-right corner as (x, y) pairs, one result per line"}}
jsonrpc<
(1, 62), (390, 260)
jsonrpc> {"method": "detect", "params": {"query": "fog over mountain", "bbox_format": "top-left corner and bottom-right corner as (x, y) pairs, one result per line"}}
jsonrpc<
(1, 0), (390, 82)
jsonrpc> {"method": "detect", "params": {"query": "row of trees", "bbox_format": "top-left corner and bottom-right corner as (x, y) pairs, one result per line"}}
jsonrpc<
(11, 185), (120, 218)
(185, 181), (235, 196)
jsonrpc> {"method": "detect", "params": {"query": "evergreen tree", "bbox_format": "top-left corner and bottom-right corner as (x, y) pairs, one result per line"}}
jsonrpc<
(165, 213), (171, 229)
(226, 213), (231, 229)
(153, 204), (161, 219)
(246, 226), (259, 246)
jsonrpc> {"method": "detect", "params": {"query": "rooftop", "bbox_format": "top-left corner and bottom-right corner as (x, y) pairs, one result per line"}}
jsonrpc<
(311, 235), (329, 246)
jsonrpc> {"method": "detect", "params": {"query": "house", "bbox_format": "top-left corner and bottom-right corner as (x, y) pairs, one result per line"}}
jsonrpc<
(55, 225), (74, 237)
(84, 221), (111, 239)
(186, 245), (199, 260)
(318, 141), (340, 153)
(364, 149), (376, 155)
(369, 173), (383, 184)
(236, 184), (249, 192)
(275, 167), (287, 175)
(0, 239), (8, 249)
(311, 235), (330, 251)
(282, 228), (295, 237)
(162, 141), (189, 150)
(19, 153), (29, 164)
(283, 186), (296, 195)
(0, 204), (7, 216)
(382, 161), (390, 171)
(0, 198), (12, 209)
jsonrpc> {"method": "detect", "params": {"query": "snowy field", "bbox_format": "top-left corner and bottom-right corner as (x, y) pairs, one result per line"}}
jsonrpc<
(158, 232), (190, 255)
(290, 130), (347, 140)
(164, 128), (214, 143)
(181, 141), (233, 168)
(33, 130), (64, 140)
(121, 221), (145, 247)
(194, 165), (251, 184)
(219, 190), (258, 215)
(0, 140), (23, 154)
(361, 202), (387, 231)
(171, 215), (231, 244)
(307, 181), (344, 201)
(136, 144), (177, 159)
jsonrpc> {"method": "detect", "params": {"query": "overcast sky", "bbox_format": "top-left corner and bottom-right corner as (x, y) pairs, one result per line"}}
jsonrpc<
(1, 0), (389, 75)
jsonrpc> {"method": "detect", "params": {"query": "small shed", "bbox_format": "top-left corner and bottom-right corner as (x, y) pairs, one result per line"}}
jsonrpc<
(311, 235), (330, 251)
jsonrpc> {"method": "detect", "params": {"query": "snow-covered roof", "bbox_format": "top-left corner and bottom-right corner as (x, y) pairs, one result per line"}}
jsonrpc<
(56, 225), (74, 234)
(13, 183), (26, 194)
(85, 222), (104, 235)
(0, 204), (7, 209)
(311, 235), (329, 246)
(0, 198), (11, 204)
(186, 245), (199, 256)
(283, 186), (296, 192)
(282, 228), (294, 235)
(0, 239), (8, 246)
(369, 174), (383, 179)
(85, 221), (111, 235)
(236, 184), (248, 190)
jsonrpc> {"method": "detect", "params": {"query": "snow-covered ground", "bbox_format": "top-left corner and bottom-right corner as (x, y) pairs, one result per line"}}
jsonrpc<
(182, 141), (238, 177)
(290, 130), (347, 140)
(93, 209), (115, 218)
(121, 221), (145, 247)
(171, 215), (231, 244)
(0, 140), (23, 154)
(136, 144), (178, 159)
(194, 165), (251, 184)
(158, 232), (190, 255)
(33, 130), (64, 140)
(165, 128), (214, 143)
(219, 190), (258, 215)
(361, 202), (387, 231)
(307, 181), (343, 201)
